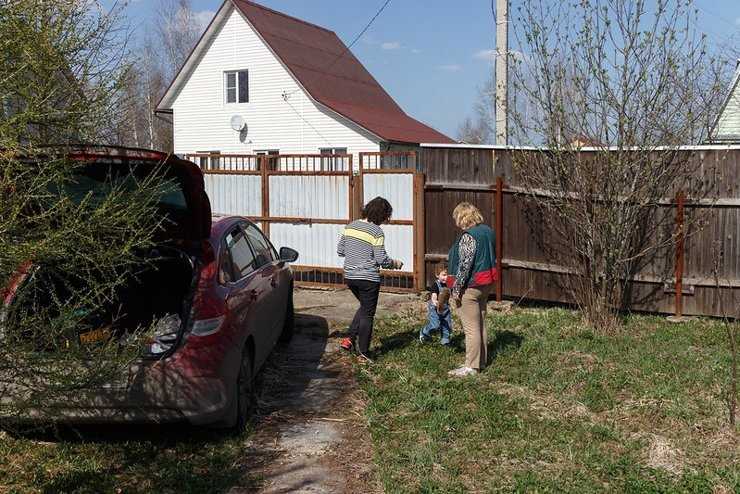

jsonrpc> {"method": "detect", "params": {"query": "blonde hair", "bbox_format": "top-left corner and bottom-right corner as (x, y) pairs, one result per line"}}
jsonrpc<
(452, 202), (484, 230)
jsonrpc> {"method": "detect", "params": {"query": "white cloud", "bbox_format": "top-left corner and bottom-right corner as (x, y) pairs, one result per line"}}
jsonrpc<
(437, 64), (462, 72)
(736, 17), (740, 26)
(411, 48), (422, 54)
(381, 41), (401, 50)
(193, 10), (216, 32)
(474, 49), (496, 61)
(473, 48), (527, 63)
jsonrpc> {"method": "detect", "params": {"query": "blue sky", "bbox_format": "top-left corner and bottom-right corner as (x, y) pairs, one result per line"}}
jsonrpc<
(120, 0), (740, 138)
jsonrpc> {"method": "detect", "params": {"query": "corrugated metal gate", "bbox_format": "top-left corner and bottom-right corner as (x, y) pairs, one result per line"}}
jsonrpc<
(185, 152), (425, 292)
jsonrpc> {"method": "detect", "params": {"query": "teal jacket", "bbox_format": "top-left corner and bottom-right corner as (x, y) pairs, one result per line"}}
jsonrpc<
(448, 223), (498, 289)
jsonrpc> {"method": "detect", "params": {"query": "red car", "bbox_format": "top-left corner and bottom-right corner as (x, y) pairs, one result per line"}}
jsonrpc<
(1, 146), (298, 430)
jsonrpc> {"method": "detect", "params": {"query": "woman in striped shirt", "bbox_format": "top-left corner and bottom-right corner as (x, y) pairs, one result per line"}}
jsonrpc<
(337, 196), (403, 361)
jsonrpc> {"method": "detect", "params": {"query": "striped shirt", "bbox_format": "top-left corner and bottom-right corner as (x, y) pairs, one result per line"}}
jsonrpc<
(337, 219), (394, 282)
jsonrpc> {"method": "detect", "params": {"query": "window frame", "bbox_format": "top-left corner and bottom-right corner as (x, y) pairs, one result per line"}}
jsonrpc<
(242, 221), (278, 268)
(196, 150), (221, 171)
(319, 147), (348, 171)
(220, 225), (258, 285)
(224, 69), (249, 104)
(255, 149), (280, 170)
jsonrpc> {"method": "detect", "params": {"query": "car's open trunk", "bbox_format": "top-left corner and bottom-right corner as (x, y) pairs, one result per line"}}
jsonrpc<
(110, 248), (197, 337)
(4, 247), (198, 352)
(2, 147), (210, 352)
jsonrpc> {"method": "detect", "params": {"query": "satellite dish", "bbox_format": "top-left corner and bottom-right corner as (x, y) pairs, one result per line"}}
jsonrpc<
(230, 115), (245, 131)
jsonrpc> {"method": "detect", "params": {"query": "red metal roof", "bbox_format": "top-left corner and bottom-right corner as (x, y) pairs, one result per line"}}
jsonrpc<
(232, 0), (454, 144)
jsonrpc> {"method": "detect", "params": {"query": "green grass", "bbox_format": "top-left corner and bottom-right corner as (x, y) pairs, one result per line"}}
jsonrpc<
(358, 307), (739, 493)
(0, 425), (259, 493)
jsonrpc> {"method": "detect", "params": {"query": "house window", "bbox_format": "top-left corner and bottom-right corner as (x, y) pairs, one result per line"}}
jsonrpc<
(224, 70), (248, 103)
(256, 149), (279, 170)
(319, 147), (347, 155)
(319, 147), (348, 171)
(197, 150), (221, 171)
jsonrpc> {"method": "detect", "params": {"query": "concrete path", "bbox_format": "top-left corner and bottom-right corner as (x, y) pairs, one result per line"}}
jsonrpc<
(243, 289), (419, 493)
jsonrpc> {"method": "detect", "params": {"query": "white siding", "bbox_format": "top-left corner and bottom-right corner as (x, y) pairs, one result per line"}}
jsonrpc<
(170, 5), (381, 160)
(715, 80), (740, 141)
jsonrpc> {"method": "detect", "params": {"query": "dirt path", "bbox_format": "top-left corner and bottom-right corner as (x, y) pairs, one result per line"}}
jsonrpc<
(240, 288), (419, 494)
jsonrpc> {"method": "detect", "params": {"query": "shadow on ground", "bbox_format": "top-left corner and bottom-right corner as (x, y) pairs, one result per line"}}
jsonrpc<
(373, 324), (525, 367)
(2, 312), (335, 494)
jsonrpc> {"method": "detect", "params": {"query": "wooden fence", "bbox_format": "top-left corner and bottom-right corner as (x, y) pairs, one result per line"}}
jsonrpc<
(414, 145), (740, 318)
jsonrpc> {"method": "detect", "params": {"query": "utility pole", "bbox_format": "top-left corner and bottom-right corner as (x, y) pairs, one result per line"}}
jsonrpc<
(495, 0), (508, 146)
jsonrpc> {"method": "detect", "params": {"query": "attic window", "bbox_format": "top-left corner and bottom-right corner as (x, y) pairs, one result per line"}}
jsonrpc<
(225, 70), (248, 103)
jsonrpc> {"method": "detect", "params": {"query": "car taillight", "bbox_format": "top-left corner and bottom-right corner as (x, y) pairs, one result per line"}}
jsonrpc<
(188, 290), (226, 337)
(191, 315), (226, 336)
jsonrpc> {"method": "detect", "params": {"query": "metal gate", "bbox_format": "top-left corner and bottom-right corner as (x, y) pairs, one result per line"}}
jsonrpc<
(185, 152), (424, 292)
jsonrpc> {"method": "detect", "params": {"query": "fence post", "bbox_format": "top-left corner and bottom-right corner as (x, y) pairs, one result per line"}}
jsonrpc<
(414, 172), (426, 291)
(260, 155), (270, 238)
(496, 176), (504, 302)
(675, 190), (685, 317)
(348, 154), (354, 221)
(358, 153), (365, 214)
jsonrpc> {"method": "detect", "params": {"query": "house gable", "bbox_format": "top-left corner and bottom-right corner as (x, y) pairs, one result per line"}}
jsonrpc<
(158, 0), (453, 146)
(163, 3), (381, 156)
(711, 62), (740, 143)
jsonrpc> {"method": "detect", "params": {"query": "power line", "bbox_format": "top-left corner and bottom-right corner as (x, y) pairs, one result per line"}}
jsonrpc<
(282, 93), (333, 146)
(282, 0), (393, 100)
(694, 4), (739, 30)
(325, 0), (393, 72)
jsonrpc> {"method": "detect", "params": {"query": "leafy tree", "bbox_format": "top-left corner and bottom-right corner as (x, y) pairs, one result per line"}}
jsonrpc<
(0, 0), (172, 421)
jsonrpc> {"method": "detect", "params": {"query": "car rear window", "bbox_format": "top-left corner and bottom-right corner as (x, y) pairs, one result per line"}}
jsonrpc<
(61, 161), (187, 212)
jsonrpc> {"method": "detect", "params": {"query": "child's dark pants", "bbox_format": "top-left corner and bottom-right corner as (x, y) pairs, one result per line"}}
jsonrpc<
(347, 278), (381, 354)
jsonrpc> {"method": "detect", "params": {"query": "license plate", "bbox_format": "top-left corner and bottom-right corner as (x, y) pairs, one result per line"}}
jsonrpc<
(79, 326), (112, 344)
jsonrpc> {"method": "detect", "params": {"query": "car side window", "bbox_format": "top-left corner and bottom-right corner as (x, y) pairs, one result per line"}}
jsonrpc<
(224, 228), (256, 281)
(244, 223), (276, 268)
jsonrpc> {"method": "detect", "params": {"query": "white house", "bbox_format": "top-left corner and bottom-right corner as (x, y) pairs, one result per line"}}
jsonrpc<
(710, 60), (740, 143)
(155, 0), (453, 165)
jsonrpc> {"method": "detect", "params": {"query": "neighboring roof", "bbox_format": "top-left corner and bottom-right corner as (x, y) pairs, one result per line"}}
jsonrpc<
(157, 0), (453, 145)
(709, 60), (740, 143)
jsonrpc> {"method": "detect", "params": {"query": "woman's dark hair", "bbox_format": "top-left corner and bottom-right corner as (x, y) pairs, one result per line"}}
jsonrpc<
(362, 196), (393, 225)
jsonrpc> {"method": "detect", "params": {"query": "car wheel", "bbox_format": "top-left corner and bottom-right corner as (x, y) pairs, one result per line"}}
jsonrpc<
(234, 345), (255, 433)
(278, 293), (295, 344)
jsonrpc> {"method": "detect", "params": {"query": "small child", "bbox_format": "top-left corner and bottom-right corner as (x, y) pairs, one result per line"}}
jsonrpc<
(419, 268), (453, 346)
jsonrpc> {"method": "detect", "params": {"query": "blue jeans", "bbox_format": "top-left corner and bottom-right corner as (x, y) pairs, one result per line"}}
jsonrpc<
(421, 303), (452, 343)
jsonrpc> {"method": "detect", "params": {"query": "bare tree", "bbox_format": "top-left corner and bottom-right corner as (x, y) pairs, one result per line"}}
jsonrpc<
(155, 0), (203, 81)
(457, 116), (490, 144)
(111, 0), (205, 151)
(507, 0), (726, 329)
(711, 244), (738, 428)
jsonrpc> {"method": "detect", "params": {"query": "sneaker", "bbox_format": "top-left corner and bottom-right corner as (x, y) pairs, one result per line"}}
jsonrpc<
(340, 337), (353, 352)
(356, 350), (374, 364)
(440, 338), (451, 346)
(447, 366), (478, 377)
(419, 329), (430, 343)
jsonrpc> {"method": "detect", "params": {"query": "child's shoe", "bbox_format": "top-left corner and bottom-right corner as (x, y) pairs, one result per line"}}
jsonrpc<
(440, 337), (451, 346)
(340, 337), (354, 352)
(419, 328), (431, 343)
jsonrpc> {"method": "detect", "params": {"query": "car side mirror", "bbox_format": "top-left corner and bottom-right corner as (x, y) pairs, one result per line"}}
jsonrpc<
(279, 247), (299, 263)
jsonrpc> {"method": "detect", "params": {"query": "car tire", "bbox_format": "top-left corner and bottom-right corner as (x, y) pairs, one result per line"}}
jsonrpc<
(278, 293), (295, 344)
(234, 345), (255, 434)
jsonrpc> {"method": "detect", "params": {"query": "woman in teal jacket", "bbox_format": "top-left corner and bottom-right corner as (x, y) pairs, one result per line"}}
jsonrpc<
(447, 202), (497, 377)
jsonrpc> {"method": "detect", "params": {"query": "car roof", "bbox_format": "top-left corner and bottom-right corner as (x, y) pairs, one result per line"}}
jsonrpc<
(210, 215), (259, 239)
